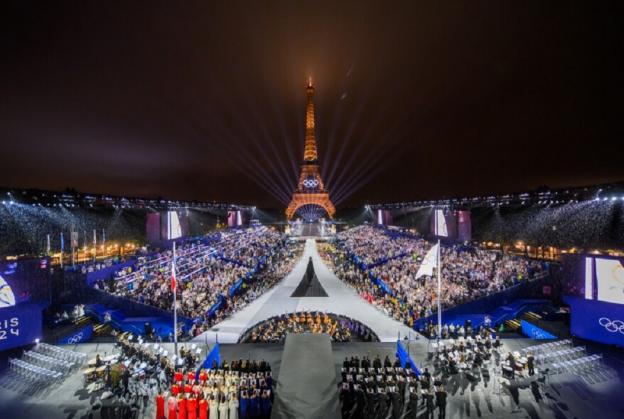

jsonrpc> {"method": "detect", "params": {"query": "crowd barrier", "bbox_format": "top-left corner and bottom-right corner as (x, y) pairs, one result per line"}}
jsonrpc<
(536, 346), (585, 365)
(8, 343), (85, 390)
(23, 350), (74, 373)
(9, 358), (63, 384)
(36, 341), (87, 364)
(520, 339), (572, 357)
(551, 354), (602, 375)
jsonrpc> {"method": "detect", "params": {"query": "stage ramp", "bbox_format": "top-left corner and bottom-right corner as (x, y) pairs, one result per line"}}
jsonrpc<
(271, 333), (340, 419)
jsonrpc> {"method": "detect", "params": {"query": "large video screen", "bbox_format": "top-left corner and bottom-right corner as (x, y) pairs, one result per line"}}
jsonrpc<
(167, 211), (182, 239)
(457, 210), (471, 242)
(376, 210), (393, 226)
(563, 255), (624, 347)
(596, 258), (624, 305)
(578, 256), (624, 305)
(146, 212), (161, 244)
(152, 210), (189, 242)
(565, 295), (624, 347)
(0, 260), (45, 350)
(434, 210), (448, 236)
(228, 210), (248, 227)
(430, 209), (457, 239)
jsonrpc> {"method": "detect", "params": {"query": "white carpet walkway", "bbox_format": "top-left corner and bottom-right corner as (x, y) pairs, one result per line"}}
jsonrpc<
(193, 239), (416, 343)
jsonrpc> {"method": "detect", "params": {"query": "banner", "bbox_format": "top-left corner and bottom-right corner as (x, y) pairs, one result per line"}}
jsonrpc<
(565, 295), (624, 347)
(196, 342), (221, 379)
(57, 324), (93, 345)
(229, 278), (244, 297)
(0, 303), (43, 351)
(396, 340), (421, 376)
(520, 320), (556, 340)
(207, 295), (226, 318)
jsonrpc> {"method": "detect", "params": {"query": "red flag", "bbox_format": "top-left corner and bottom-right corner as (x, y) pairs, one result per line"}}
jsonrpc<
(171, 260), (177, 291)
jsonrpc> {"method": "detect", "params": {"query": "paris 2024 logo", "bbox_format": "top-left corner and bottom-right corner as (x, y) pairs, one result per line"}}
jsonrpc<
(0, 275), (16, 308)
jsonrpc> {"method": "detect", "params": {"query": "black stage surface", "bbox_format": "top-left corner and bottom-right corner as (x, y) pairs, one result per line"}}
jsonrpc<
(271, 333), (340, 419)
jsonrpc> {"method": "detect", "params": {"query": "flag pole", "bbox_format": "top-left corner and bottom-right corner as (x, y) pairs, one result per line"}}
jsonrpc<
(60, 232), (64, 268)
(173, 241), (178, 358)
(436, 239), (442, 342)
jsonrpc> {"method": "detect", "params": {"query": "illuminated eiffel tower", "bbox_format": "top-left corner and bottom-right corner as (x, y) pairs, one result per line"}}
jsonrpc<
(285, 80), (336, 221)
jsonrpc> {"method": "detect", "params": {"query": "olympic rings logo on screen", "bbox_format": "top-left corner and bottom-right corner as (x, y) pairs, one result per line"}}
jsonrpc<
(598, 317), (624, 334)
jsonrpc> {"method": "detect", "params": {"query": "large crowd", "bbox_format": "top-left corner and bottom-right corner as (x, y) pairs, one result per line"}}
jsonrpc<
(241, 312), (377, 343)
(326, 225), (543, 328)
(87, 333), (273, 419)
(336, 226), (425, 267)
(95, 228), (297, 337)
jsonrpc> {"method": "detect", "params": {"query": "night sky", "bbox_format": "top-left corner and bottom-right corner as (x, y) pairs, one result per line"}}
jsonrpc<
(2, 1), (623, 208)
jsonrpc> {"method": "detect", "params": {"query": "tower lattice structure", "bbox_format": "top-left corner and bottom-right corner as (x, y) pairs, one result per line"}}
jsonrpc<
(286, 81), (336, 220)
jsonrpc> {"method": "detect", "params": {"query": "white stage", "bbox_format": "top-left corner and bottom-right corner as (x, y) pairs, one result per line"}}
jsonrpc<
(193, 239), (416, 343)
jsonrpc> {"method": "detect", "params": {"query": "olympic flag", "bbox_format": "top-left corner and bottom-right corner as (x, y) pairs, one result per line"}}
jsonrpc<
(415, 242), (440, 279)
(415, 241), (443, 341)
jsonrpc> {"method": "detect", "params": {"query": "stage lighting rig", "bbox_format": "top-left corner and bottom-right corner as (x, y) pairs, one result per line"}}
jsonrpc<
(0, 187), (253, 212)
(368, 181), (624, 210)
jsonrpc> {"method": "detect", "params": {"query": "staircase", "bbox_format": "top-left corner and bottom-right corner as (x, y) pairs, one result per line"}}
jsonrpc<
(523, 311), (541, 323)
(505, 319), (521, 332)
(93, 323), (112, 336)
(520, 311), (569, 339)
(73, 315), (91, 327)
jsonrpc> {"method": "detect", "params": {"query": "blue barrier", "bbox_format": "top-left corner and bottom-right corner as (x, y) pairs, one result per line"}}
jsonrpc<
(368, 271), (395, 297)
(229, 279), (244, 297)
(520, 320), (556, 340)
(57, 324), (93, 345)
(207, 295), (226, 318)
(367, 252), (411, 269)
(396, 340), (421, 376)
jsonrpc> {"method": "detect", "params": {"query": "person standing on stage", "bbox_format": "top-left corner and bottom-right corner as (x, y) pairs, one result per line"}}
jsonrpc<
(425, 389), (435, 419)
(408, 387), (419, 419)
(435, 385), (447, 419)
(527, 353), (535, 376)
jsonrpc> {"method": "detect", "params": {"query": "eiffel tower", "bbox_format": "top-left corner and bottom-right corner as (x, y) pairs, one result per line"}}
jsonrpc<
(285, 80), (336, 220)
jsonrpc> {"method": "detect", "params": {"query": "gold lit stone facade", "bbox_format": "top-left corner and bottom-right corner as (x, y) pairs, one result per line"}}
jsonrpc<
(286, 81), (336, 220)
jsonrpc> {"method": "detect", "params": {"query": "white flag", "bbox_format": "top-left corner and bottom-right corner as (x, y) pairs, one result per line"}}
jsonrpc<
(415, 243), (439, 279)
